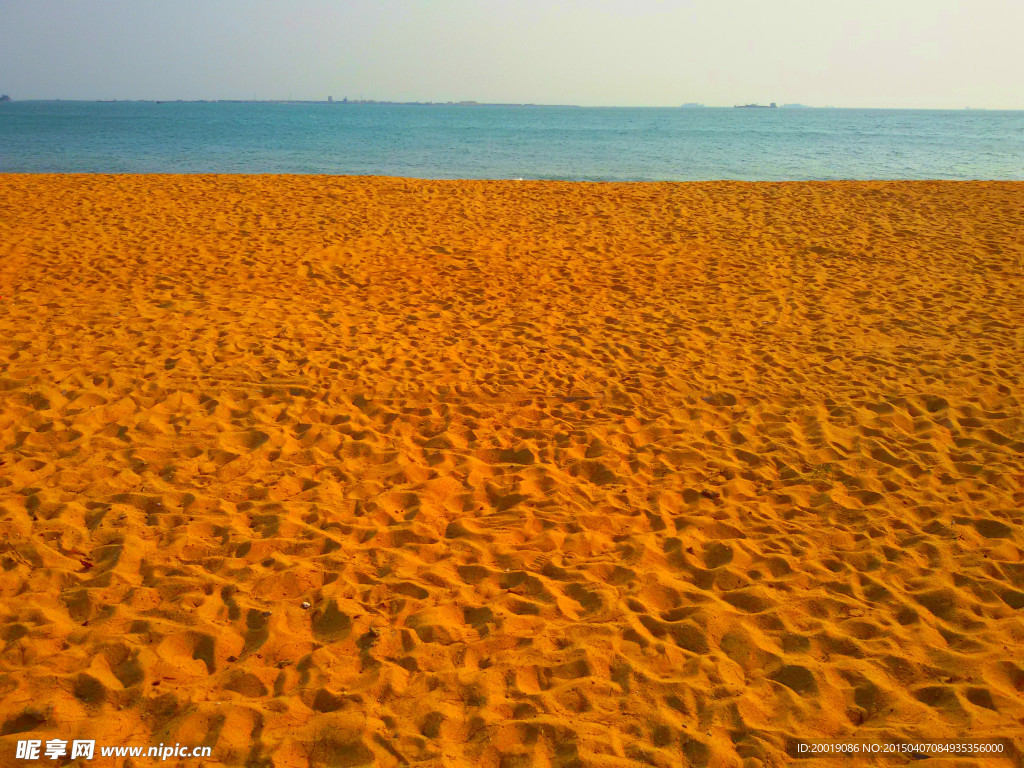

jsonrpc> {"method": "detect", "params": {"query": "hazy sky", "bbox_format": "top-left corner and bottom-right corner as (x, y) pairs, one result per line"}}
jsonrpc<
(1, 0), (1020, 108)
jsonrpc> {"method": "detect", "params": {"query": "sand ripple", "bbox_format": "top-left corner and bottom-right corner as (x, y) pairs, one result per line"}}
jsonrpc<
(1, 176), (1022, 766)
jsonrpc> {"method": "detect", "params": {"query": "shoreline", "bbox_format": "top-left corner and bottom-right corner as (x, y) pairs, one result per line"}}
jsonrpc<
(2, 172), (1019, 183)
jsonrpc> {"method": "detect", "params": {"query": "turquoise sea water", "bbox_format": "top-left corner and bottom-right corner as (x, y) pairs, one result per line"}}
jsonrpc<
(1, 100), (1022, 180)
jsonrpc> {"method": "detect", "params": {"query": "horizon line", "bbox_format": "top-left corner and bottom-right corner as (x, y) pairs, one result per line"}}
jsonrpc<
(2, 98), (1020, 111)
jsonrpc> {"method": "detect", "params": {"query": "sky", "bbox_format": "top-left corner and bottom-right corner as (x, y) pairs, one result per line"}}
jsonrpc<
(0, 0), (1020, 108)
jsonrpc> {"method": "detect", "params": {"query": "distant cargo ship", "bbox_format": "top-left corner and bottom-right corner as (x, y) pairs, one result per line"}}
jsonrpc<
(735, 102), (777, 108)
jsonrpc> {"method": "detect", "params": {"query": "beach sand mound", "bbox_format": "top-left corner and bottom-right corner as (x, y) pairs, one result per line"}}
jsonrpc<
(1, 175), (1022, 766)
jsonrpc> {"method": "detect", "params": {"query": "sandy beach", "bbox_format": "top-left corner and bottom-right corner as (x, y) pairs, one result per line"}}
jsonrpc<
(1, 174), (1022, 766)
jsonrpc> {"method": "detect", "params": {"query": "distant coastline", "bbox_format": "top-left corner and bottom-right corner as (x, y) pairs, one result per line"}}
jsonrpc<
(88, 98), (584, 108)
(5, 99), (1015, 110)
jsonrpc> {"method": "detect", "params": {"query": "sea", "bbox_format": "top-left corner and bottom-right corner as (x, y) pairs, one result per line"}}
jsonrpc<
(1, 100), (1022, 180)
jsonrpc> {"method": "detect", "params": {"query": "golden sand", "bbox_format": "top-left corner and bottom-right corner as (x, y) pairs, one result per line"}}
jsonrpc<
(1, 175), (1022, 766)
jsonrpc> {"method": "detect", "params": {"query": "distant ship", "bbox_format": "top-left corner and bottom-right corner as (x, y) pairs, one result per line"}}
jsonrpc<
(735, 102), (777, 108)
